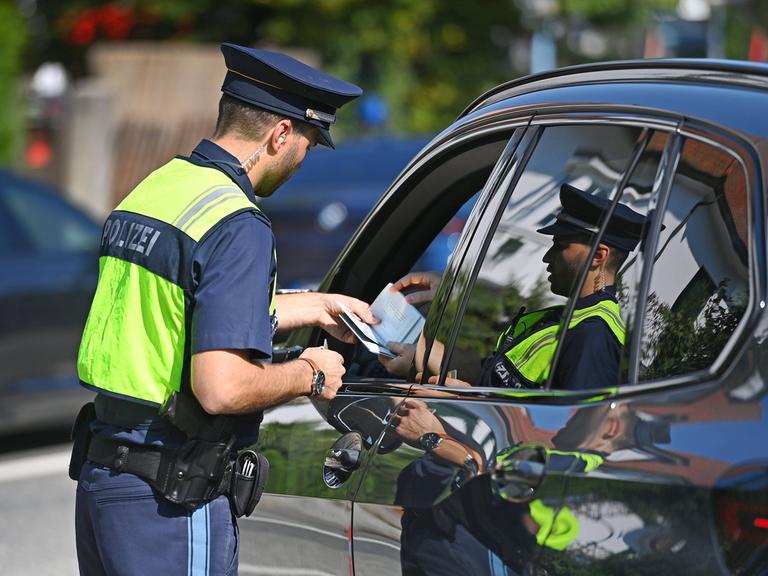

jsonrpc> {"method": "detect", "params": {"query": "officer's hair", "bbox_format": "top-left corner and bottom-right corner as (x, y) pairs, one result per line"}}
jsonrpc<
(606, 246), (628, 273)
(213, 94), (312, 141)
(572, 233), (629, 274)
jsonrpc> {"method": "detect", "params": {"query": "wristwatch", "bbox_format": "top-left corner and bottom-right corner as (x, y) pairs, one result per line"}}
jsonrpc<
(300, 358), (325, 398)
(418, 432), (443, 452)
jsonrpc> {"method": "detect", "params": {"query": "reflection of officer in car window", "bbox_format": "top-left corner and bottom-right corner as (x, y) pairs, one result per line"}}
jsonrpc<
(389, 399), (496, 576)
(422, 402), (645, 573)
(389, 399), (648, 574)
(384, 184), (647, 391)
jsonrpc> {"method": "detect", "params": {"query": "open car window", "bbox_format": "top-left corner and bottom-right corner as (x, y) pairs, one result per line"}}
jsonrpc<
(337, 128), (522, 382)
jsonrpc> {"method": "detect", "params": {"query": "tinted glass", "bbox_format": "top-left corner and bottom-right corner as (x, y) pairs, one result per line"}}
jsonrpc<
(613, 130), (670, 380)
(2, 180), (100, 254)
(638, 138), (749, 380)
(437, 124), (659, 391)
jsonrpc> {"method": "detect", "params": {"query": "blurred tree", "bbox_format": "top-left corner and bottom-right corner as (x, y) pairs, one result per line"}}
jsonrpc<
(261, 0), (524, 136)
(723, 0), (768, 60)
(640, 283), (745, 381)
(0, 1), (27, 165)
(23, 0), (768, 142)
(24, 1), (273, 77)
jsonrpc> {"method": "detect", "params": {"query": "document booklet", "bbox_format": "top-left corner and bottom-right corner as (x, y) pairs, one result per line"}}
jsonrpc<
(338, 283), (426, 358)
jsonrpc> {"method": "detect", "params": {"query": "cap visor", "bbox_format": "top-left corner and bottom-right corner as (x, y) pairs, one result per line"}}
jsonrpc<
(317, 127), (335, 149)
(536, 221), (572, 236)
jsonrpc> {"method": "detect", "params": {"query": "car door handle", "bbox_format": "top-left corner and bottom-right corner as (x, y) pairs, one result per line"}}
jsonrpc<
(323, 431), (363, 489)
(491, 444), (548, 502)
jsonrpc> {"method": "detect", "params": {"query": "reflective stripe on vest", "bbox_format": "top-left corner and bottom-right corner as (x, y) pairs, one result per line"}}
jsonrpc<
(498, 300), (625, 387)
(78, 158), (276, 405)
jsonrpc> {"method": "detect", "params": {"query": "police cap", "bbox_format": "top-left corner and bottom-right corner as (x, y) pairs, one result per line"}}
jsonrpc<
(537, 184), (647, 252)
(220, 43), (363, 149)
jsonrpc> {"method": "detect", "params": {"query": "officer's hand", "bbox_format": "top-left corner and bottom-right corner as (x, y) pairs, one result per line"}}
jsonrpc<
(390, 399), (445, 444)
(300, 347), (345, 401)
(320, 294), (378, 344)
(391, 271), (441, 306)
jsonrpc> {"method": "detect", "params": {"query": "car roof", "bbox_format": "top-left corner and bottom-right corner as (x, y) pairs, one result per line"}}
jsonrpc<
(462, 58), (768, 117)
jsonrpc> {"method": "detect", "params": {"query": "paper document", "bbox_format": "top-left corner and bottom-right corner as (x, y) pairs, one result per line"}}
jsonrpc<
(338, 283), (425, 358)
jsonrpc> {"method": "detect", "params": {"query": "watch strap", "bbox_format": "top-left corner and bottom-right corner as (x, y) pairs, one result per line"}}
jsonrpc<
(298, 357), (320, 396)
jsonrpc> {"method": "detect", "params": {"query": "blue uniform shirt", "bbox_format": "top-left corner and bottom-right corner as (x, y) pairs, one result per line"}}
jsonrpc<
(93, 140), (277, 446)
(186, 139), (277, 360)
(552, 286), (622, 391)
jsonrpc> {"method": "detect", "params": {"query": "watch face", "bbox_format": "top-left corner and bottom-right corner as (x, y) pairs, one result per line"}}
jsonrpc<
(312, 370), (325, 397)
(419, 432), (442, 451)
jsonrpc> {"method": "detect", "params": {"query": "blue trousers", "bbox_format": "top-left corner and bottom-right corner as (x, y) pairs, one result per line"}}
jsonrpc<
(75, 461), (239, 576)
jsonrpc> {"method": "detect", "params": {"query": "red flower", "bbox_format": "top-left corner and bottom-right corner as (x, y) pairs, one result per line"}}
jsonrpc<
(98, 3), (135, 40)
(70, 9), (97, 46)
(66, 3), (136, 46)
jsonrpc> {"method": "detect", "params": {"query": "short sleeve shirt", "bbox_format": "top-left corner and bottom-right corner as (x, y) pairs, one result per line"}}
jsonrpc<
(480, 287), (622, 391)
(187, 139), (277, 360)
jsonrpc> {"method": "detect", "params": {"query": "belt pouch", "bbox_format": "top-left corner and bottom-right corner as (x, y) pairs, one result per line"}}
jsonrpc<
(231, 450), (270, 518)
(69, 402), (96, 481)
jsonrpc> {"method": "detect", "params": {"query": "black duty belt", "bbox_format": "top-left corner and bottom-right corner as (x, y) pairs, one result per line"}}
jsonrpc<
(87, 435), (166, 481)
(77, 406), (266, 516)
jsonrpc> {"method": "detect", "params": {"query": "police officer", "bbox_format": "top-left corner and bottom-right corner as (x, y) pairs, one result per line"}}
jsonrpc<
(480, 184), (645, 390)
(383, 183), (646, 391)
(72, 43), (376, 575)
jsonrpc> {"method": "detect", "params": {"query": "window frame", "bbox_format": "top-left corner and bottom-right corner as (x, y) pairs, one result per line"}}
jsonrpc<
(427, 111), (763, 399)
(622, 122), (764, 392)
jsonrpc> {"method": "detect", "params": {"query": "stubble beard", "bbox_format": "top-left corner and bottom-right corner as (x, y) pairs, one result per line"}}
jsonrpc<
(254, 142), (300, 198)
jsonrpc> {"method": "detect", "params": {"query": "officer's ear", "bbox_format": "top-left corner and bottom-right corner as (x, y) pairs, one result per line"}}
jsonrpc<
(592, 243), (610, 267)
(269, 120), (293, 151)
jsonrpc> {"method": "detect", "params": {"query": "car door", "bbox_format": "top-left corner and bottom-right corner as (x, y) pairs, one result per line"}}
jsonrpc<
(532, 123), (768, 575)
(245, 124), (523, 575)
(345, 125), (534, 576)
(349, 118), (680, 575)
(238, 391), (410, 576)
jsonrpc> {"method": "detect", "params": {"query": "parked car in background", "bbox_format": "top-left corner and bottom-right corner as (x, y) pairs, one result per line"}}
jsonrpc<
(0, 171), (99, 436)
(245, 60), (768, 575)
(259, 136), (467, 289)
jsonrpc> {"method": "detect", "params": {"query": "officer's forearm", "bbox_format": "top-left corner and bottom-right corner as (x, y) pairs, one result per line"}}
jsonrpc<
(273, 292), (326, 331)
(192, 349), (312, 414)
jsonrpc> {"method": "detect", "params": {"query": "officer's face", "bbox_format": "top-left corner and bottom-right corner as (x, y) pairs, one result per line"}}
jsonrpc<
(277, 127), (319, 178)
(257, 129), (319, 197)
(542, 235), (592, 297)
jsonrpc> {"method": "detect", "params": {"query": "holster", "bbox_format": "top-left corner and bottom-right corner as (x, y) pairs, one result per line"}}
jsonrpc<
(154, 436), (236, 511)
(69, 402), (96, 481)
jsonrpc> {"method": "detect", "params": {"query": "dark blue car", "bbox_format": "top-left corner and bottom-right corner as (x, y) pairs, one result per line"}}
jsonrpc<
(0, 170), (99, 436)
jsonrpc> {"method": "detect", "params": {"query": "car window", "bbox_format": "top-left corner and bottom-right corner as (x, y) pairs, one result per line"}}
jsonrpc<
(0, 199), (34, 254)
(337, 129), (519, 381)
(430, 124), (663, 391)
(1, 179), (100, 254)
(636, 137), (750, 381)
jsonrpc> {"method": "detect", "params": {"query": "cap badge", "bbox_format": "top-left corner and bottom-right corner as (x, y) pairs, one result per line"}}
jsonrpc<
(305, 108), (336, 124)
